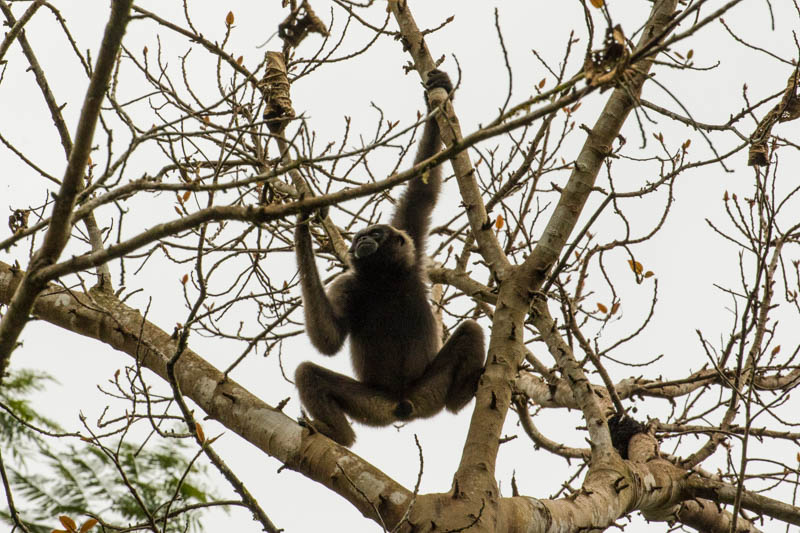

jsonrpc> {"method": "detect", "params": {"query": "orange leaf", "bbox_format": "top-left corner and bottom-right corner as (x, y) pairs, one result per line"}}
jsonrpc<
(80, 519), (99, 533)
(225, 11), (234, 25)
(771, 345), (781, 355)
(181, 274), (189, 285)
(236, 55), (243, 65)
(589, 0), (603, 7)
(611, 302), (620, 315)
(627, 260), (643, 275)
(723, 191), (729, 201)
(644, 270), (654, 278)
(538, 78), (546, 88)
(59, 516), (78, 532)
(687, 49), (694, 60)
(682, 139), (691, 150)
(495, 214), (504, 230)
(182, 190), (191, 202)
(597, 303), (608, 314)
(174, 206), (182, 215)
(196, 422), (205, 442)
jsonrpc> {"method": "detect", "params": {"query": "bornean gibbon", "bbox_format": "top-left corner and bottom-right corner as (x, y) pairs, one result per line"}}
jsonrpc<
(294, 69), (486, 447)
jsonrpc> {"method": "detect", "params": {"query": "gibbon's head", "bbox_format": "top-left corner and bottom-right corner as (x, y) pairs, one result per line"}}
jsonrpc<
(349, 224), (416, 273)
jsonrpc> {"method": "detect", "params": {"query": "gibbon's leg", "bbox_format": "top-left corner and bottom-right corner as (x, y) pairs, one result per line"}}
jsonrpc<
(295, 362), (398, 447)
(398, 320), (486, 419)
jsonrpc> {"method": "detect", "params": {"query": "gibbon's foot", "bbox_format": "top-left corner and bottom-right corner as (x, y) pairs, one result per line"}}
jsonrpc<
(394, 399), (415, 420)
(445, 367), (483, 413)
(297, 411), (315, 432)
(297, 411), (355, 447)
(426, 69), (454, 95)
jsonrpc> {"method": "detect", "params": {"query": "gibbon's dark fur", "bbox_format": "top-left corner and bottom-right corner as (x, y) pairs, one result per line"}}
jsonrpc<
(294, 70), (486, 447)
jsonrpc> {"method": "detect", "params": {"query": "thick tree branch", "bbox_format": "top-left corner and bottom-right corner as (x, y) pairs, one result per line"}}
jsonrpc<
(0, 0), (112, 287)
(389, 2), (511, 280)
(0, 0), (133, 369)
(5, 255), (792, 531)
(531, 299), (614, 457)
(0, 259), (414, 526)
(517, 0), (679, 292)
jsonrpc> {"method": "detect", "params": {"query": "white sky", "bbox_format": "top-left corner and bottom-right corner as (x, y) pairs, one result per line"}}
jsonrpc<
(2, 1), (800, 531)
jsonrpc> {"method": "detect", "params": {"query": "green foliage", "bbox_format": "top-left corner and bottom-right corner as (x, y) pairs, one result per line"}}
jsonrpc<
(0, 368), (60, 458)
(0, 368), (221, 533)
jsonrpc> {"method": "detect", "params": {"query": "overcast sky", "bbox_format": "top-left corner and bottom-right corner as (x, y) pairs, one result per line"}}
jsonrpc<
(3, 1), (800, 531)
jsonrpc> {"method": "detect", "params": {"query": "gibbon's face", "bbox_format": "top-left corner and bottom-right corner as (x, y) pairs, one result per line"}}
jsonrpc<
(349, 225), (415, 271)
(350, 225), (390, 260)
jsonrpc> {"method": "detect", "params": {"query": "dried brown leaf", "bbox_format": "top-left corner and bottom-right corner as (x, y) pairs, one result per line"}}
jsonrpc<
(59, 516), (78, 532)
(628, 260), (643, 275)
(80, 519), (99, 533)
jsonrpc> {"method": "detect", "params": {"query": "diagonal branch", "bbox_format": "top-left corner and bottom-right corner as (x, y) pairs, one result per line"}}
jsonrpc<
(518, 0), (679, 292)
(0, 0), (112, 287)
(0, 0), (45, 63)
(389, 2), (511, 280)
(0, 259), (413, 526)
(0, 0), (133, 370)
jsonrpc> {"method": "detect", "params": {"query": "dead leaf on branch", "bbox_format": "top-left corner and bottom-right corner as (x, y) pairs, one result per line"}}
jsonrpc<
(261, 51), (296, 134)
(278, 0), (329, 48)
(8, 208), (29, 234)
(584, 24), (630, 89)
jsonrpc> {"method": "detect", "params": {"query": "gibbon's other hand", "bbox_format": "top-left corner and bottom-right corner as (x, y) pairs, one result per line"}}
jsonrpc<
(426, 68), (454, 95)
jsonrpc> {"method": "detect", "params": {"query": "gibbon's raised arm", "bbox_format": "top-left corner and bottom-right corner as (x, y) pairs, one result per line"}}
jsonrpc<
(294, 219), (350, 355)
(391, 69), (453, 261)
(293, 69), (485, 447)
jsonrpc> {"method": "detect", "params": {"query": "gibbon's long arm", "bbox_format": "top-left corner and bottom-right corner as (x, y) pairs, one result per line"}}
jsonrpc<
(391, 70), (452, 262)
(292, 70), (486, 448)
(294, 220), (350, 355)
